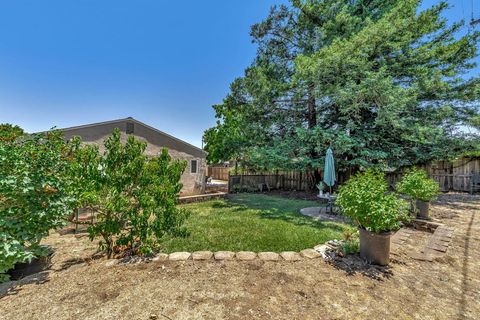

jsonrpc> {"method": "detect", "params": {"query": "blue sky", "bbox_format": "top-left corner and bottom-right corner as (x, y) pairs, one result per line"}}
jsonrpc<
(0, 0), (478, 147)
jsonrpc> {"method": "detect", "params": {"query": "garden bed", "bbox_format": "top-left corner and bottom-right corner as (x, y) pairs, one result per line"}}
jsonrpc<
(1, 193), (479, 320)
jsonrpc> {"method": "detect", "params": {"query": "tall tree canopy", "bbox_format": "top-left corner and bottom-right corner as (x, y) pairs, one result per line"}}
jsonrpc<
(204, 0), (480, 180)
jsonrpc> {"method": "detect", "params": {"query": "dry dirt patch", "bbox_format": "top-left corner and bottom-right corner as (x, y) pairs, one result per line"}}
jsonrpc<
(0, 193), (479, 320)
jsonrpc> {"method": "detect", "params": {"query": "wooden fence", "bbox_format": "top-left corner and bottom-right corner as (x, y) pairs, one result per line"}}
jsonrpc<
(207, 166), (230, 181)
(228, 171), (310, 192)
(386, 157), (480, 192)
(433, 158), (480, 192)
(228, 157), (480, 193)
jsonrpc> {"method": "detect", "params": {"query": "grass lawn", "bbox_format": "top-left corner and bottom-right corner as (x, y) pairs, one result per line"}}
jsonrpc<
(159, 193), (353, 253)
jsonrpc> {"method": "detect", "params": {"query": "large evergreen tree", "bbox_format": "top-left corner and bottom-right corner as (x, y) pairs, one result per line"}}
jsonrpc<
(204, 0), (480, 183)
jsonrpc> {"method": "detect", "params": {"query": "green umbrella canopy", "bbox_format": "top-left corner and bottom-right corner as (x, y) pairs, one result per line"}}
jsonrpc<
(323, 148), (336, 188)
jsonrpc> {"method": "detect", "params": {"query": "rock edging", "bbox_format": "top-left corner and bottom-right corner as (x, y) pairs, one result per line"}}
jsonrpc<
(105, 241), (343, 266)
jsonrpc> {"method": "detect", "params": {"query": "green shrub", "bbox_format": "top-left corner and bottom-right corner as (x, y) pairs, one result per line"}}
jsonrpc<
(0, 233), (34, 282)
(231, 185), (242, 193)
(396, 168), (440, 202)
(80, 129), (189, 257)
(0, 127), (75, 281)
(336, 170), (409, 233)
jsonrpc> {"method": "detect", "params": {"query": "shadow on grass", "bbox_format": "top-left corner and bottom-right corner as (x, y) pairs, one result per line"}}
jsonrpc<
(211, 201), (237, 209)
(226, 194), (350, 232)
(260, 208), (348, 232)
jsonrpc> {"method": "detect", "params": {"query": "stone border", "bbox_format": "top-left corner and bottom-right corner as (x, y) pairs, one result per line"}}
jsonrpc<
(105, 242), (341, 266)
(163, 248), (323, 262)
(409, 224), (455, 262)
(179, 192), (227, 204)
(409, 218), (443, 233)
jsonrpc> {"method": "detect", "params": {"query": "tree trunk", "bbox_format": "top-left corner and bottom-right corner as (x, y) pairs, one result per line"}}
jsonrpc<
(307, 83), (317, 129)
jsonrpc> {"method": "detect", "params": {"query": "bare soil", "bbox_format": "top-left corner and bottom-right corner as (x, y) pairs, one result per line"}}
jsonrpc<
(1, 193), (479, 320)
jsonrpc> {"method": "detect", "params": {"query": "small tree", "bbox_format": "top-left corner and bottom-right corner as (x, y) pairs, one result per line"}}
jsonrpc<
(83, 129), (188, 257)
(0, 126), (75, 281)
(336, 170), (409, 233)
(397, 168), (440, 218)
(396, 168), (440, 202)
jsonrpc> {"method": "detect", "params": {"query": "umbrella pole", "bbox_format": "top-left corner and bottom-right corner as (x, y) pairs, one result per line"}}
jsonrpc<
(329, 186), (332, 214)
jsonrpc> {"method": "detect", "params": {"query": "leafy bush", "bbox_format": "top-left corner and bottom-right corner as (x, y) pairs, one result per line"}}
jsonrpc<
(0, 233), (34, 282)
(0, 127), (75, 281)
(67, 137), (102, 210)
(81, 129), (189, 257)
(0, 124), (191, 280)
(396, 168), (440, 202)
(231, 185), (242, 193)
(336, 170), (409, 233)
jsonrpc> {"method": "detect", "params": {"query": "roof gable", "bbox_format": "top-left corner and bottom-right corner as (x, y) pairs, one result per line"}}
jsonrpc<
(60, 117), (207, 158)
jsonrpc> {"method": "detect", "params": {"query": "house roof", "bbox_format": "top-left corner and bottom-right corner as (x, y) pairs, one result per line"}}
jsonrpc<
(59, 117), (207, 157)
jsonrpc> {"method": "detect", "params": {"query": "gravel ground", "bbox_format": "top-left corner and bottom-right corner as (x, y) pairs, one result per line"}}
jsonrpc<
(0, 193), (479, 320)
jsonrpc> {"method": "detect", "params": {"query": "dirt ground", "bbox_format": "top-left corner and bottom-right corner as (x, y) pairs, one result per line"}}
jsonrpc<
(0, 193), (479, 320)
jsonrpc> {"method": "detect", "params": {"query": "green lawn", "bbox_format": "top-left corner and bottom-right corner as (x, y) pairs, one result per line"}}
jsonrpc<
(159, 193), (353, 253)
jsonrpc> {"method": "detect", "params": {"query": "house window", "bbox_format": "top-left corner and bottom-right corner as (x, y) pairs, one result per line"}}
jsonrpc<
(191, 160), (198, 174)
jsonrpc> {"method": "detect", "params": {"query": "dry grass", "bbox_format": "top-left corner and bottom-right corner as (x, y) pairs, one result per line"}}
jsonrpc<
(0, 193), (479, 320)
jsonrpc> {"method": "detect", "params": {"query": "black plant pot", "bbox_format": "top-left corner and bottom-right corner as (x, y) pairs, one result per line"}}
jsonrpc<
(7, 255), (51, 280)
(416, 200), (430, 219)
(359, 228), (392, 266)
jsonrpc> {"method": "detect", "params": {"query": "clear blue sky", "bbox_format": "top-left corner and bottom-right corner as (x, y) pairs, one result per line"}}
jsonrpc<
(0, 0), (478, 147)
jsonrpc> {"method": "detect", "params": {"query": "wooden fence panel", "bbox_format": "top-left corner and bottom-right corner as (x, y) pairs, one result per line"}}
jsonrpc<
(229, 171), (308, 192)
(228, 157), (480, 193)
(387, 157), (480, 192)
(207, 166), (230, 181)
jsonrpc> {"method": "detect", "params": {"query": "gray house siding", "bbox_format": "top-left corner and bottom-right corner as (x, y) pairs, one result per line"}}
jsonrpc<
(61, 118), (206, 195)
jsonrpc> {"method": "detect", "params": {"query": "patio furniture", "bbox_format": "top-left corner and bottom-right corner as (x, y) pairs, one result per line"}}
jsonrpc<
(258, 182), (271, 192)
(317, 193), (337, 214)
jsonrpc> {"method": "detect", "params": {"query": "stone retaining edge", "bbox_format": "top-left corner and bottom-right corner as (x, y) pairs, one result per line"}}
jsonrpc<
(178, 192), (228, 204)
(105, 242), (338, 266)
(408, 218), (444, 233)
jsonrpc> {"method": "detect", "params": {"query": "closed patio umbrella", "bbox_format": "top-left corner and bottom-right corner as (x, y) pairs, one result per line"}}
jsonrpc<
(323, 148), (336, 194)
(323, 148), (336, 214)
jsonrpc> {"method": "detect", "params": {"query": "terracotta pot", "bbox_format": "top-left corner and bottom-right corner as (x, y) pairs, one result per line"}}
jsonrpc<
(359, 228), (392, 266)
(416, 199), (430, 219)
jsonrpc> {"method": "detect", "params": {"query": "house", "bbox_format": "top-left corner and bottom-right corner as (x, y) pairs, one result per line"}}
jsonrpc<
(60, 117), (207, 195)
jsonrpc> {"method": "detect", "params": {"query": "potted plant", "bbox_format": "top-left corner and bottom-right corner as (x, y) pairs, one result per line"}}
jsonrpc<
(316, 182), (324, 196)
(337, 170), (409, 265)
(396, 168), (440, 219)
